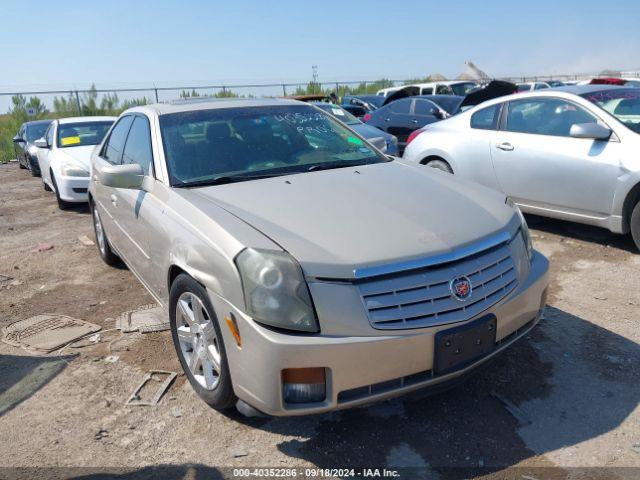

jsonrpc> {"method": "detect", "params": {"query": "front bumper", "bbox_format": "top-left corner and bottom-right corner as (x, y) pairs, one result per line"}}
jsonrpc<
(208, 250), (549, 416)
(55, 175), (90, 202)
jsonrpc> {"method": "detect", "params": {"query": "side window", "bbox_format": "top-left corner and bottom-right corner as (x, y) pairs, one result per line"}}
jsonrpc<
(436, 85), (453, 95)
(534, 83), (549, 90)
(46, 124), (55, 146)
(470, 104), (502, 130)
(388, 98), (412, 114)
(421, 87), (433, 95)
(506, 98), (597, 137)
(103, 116), (134, 164)
(414, 99), (438, 116)
(122, 116), (153, 175)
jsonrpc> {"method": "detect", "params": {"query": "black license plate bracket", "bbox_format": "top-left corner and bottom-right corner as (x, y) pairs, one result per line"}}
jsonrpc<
(434, 314), (497, 375)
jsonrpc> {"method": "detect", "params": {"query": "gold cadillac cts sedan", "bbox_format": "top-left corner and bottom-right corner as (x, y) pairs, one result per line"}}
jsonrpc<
(89, 98), (549, 416)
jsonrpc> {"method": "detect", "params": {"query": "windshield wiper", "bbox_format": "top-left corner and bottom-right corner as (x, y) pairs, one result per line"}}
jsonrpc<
(306, 160), (373, 172)
(174, 173), (282, 188)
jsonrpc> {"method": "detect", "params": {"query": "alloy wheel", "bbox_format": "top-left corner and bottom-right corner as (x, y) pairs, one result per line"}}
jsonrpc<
(93, 206), (106, 256)
(175, 291), (222, 390)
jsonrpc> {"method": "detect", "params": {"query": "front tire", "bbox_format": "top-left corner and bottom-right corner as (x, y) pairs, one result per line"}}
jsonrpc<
(170, 274), (236, 411)
(51, 172), (72, 210)
(630, 201), (640, 252)
(91, 202), (120, 266)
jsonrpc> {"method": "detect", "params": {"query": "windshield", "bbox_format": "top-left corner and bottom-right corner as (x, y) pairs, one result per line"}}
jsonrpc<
(25, 122), (51, 142)
(450, 82), (477, 96)
(351, 95), (384, 108)
(313, 103), (360, 125)
(160, 105), (388, 187)
(581, 89), (640, 134)
(57, 121), (113, 148)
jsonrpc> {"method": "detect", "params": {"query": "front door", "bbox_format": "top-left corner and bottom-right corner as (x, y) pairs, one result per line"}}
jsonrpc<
(491, 97), (621, 217)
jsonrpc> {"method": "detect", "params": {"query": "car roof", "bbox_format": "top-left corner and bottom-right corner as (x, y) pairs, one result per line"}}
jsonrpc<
(58, 116), (117, 124)
(23, 119), (52, 126)
(138, 97), (302, 116)
(551, 84), (634, 95)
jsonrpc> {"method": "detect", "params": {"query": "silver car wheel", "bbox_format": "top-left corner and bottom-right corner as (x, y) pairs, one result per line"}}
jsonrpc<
(93, 206), (107, 256)
(175, 292), (221, 390)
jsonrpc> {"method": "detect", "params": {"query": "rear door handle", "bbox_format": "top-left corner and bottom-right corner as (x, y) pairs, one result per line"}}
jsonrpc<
(411, 119), (419, 124)
(496, 142), (514, 151)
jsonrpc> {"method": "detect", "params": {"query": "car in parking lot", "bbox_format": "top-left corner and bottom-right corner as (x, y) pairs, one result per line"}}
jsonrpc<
(88, 98), (548, 416)
(311, 102), (398, 155)
(12, 119), (52, 175)
(36, 117), (115, 209)
(403, 85), (640, 250)
(377, 81), (478, 97)
(362, 95), (460, 154)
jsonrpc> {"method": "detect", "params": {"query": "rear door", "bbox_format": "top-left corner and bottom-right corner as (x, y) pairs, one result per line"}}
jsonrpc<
(379, 98), (415, 151)
(491, 97), (622, 216)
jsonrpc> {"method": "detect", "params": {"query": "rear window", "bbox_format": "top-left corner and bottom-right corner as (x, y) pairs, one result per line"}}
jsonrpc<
(471, 104), (501, 130)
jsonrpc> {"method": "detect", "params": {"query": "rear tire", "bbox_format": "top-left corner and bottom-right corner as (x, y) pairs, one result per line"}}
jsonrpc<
(630, 201), (640, 252)
(170, 274), (237, 411)
(425, 158), (453, 174)
(51, 172), (72, 210)
(91, 202), (120, 266)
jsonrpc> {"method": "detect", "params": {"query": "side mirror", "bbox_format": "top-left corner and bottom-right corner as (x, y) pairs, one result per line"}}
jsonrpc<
(12, 135), (24, 144)
(34, 138), (49, 148)
(570, 123), (611, 140)
(99, 163), (144, 190)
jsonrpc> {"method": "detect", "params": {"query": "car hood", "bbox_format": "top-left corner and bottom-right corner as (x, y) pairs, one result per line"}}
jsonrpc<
(57, 145), (95, 170)
(351, 122), (393, 142)
(458, 80), (517, 109)
(382, 86), (421, 106)
(191, 161), (514, 279)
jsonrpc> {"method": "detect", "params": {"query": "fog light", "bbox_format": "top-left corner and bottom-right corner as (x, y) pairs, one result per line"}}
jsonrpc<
(282, 368), (326, 403)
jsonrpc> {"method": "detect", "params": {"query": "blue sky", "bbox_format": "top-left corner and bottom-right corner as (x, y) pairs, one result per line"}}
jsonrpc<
(2, 0), (639, 102)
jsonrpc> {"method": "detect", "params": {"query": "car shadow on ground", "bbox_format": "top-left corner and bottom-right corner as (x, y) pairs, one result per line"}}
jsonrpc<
(228, 306), (639, 478)
(0, 353), (73, 417)
(525, 214), (638, 253)
(0, 465), (225, 480)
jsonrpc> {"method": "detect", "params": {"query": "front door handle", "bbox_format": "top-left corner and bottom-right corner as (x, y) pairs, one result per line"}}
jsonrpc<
(110, 194), (118, 207)
(496, 142), (514, 151)
(411, 119), (419, 124)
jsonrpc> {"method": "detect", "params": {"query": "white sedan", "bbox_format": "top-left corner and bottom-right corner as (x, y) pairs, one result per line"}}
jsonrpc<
(36, 116), (115, 209)
(402, 85), (640, 250)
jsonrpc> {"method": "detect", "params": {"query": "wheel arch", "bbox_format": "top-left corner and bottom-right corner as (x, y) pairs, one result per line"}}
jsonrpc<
(419, 154), (455, 173)
(622, 181), (640, 233)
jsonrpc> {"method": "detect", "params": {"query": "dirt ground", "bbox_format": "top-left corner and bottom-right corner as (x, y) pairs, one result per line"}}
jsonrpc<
(0, 162), (638, 480)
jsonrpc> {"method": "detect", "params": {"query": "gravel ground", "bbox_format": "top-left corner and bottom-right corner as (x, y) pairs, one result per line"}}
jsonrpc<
(0, 162), (638, 480)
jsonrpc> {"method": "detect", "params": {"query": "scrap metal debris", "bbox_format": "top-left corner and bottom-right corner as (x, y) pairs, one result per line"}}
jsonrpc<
(2, 314), (102, 353)
(0, 275), (13, 288)
(77, 235), (95, 246)
(115, 304), (169, 333)
(125, 370), (177, 407)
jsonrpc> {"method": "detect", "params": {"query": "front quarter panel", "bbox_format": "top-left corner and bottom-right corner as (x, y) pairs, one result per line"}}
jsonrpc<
(151, 185), (282, 310)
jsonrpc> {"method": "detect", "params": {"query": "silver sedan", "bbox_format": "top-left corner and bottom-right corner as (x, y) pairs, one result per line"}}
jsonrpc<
(403, 85), (640, 250)
(89, 98), (548, 416)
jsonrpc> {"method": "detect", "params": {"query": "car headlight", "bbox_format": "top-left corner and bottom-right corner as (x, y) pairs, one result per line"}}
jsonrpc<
(236, 248), (318, 333)
(506, 197), (533, 260)
(60, 159), (89, 177)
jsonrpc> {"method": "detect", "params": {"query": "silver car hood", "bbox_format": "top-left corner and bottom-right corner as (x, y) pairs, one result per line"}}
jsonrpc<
(192, 161), (514, 279)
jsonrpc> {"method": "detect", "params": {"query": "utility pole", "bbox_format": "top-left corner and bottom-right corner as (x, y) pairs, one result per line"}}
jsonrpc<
(312, 65), (318, 93)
